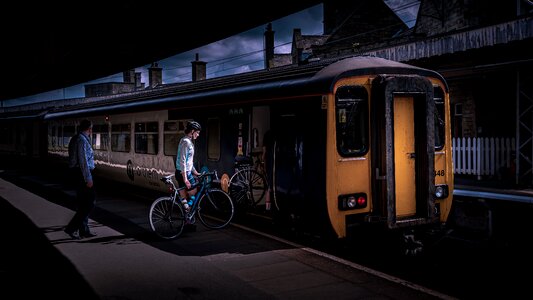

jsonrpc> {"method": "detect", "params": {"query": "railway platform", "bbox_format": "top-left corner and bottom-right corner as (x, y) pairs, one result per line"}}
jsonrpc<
(454, 176), (533, 204)
(0, 169), (450, 300)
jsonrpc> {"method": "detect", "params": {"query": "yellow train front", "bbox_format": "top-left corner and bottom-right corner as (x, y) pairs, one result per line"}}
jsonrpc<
(325, 74), (452, 239)
(267, 58), (453, 240)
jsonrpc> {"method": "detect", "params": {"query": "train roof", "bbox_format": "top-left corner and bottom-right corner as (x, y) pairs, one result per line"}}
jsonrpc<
(4, 56), (448, 121)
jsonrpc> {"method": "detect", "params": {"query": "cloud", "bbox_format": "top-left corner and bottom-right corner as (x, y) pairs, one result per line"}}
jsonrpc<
(146, 3), (323, 83)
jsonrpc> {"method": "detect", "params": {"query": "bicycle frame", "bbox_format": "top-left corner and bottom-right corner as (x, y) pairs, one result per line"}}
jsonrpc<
(186, 178), (207, 214)
(162, 172), (215, 216)
(150, 170), (233, 239)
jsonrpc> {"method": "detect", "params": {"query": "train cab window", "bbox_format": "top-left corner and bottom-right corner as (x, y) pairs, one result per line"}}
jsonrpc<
(335, 85), (369, 157)
(63, 125), (75, 148)
(434, 86), (445, 150)
(164, 121), (183, 156)
(207, 118), (221, 161)
(111, 123), (131, 153)
(135, 122), (158, 155)
(92, 124), (109, 150)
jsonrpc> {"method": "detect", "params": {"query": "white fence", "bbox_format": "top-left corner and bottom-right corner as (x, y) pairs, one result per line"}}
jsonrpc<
(452, 137), (515, 177)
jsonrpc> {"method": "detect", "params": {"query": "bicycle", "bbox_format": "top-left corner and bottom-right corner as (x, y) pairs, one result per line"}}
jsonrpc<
(228, 154), (276, 211)
(149, 171), (234, 239)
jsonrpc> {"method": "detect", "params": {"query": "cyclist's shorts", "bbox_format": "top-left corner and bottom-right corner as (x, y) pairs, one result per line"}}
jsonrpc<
(175, 170), (197, 190)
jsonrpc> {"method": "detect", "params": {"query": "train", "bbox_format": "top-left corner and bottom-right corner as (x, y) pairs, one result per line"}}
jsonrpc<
(0, 55), (454, 241)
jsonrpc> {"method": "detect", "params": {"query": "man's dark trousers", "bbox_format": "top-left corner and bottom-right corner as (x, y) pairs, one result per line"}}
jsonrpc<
(65, 168), (95, 235)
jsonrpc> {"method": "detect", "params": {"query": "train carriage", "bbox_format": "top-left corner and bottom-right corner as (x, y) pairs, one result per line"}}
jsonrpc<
(33, 55), (454, 240)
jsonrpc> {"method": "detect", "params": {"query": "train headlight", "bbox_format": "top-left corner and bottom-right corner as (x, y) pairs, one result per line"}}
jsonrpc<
(435, 185), (449, 199)
(338, 193), (367, 211)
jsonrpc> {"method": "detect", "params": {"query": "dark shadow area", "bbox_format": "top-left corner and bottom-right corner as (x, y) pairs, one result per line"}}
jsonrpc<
(6, 155), (532, 299)
(0, 197), (100, 300)
(0, 157), (297, 259)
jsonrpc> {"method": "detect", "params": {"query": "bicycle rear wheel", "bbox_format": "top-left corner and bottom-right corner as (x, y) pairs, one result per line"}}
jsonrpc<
(149, 196), (185, 239)
(228, 168), (268, 207)
(198, 189), (234, 229)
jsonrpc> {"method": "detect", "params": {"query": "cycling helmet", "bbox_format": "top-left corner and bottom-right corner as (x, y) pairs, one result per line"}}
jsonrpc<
(186, 120), (202, 132)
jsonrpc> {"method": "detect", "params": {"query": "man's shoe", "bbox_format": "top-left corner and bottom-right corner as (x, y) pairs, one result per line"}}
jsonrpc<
(80, 232), (97, 238)
(64, 229), (81, 240)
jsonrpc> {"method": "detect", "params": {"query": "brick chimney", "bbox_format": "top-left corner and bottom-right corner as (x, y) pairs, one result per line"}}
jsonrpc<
(123, 69), (135, 83)
(191, 53), (206, 82)
(264, 23), (274, 69)
(135, 72), (144, 89)
(148, 62), (162, 88)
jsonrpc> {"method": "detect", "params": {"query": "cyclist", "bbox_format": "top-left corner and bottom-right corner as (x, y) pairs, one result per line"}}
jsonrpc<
(175, 120), (202, 211)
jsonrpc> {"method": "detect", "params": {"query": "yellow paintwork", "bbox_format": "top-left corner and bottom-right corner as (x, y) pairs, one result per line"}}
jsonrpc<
(431, 79), (454, 223)
(326, 77), (373, 238)
(393, 96), (417, 217)
(326, 76), (454, 238)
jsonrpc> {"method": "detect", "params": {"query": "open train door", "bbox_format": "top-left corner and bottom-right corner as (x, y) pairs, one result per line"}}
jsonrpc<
(370, 75), (438, 229)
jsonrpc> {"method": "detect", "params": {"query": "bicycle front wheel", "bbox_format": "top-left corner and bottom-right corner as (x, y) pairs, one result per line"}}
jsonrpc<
(228, 168), (268, 207)
(149, 196), (185, 239)
(198, 188), (234, 229)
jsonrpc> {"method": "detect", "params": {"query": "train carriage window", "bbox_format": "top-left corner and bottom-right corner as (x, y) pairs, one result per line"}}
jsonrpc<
(47, 125), (55, 149)
(135, 121), (158, 155)
(111, 123), (131, 152)
(164, 120), (192, 156)
(335, 85), (369, 157)
(63, 125), (75, 148)
(58, 126), (63, 149)
(92, 124), (109, 150)
(434, 86), (445, 150)
(163, 120), (186, 156)
(207, 118), (221, 161)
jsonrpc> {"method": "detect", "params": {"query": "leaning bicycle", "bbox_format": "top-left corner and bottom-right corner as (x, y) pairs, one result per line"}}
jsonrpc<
(149, 171), (234, 239)
(228, 155), (275, 211)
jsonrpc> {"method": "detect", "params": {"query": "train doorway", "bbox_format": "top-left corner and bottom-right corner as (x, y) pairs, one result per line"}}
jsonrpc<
(371, 76), (435, 228)
(393, 96), (417, 217)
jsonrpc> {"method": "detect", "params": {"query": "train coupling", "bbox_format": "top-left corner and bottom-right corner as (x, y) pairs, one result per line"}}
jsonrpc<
(401, 229), (424, 256)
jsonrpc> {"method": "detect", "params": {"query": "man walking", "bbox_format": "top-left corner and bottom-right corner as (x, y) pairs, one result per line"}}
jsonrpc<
(64, 119), (97, 239)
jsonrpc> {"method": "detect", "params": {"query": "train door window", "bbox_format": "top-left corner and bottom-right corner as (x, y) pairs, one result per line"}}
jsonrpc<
(135, 121), (158, 155)
(164, 120), (189, 156)
(63, 125), (75, 148)
(92, 124), (109, 150)
(335, 85), (369, 157)
(111, 123), (131, 152)
(48, 125), (55, 149)
(434, 86), (445, 150)
(207, 118), (221, 161)
(0, 124), (13, 146)
(52, 125), (61, 150)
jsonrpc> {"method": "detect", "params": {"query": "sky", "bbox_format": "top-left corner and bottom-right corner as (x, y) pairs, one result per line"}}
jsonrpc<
(4, 1), (419, 107)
